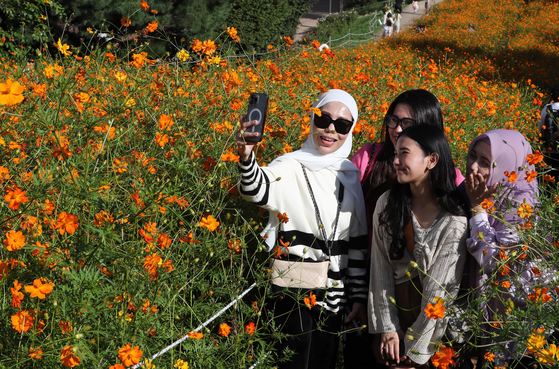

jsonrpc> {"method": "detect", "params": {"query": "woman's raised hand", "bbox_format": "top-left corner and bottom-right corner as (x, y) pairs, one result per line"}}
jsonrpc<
(236, 114), (260, 162)
(465, 169), (498, 212)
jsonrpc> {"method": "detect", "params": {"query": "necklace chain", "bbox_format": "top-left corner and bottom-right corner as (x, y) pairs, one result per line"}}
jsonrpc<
(301, 165), (343, 258)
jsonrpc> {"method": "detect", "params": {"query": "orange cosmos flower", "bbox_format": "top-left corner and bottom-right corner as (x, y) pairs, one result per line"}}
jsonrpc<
(200, 215), (219, 231)
(544, 174), (555, 182)
(188, 331), (204, 339)
(119, 344), (143, 366)
(29, 347), (43, 359)
(144, 253), (162, 277)
(0, 260), (8, 280)
(504, 171), (518, 183)
(228, 239), (241, 254)
(121, 18), (131, 27)
(4, 230), (25, 251)
(202, 156), (217, 171)
(146, 21), (158, 33)
(60, 346), (81, 367)
(221, 151), (239, 162)
(244, 322), (256, 335)
(517, 203), (533, 218)
(484, 352), (495, 362)
(283, 36), (294, 47)
(109, 365), (125, 369)
(501, 281), (511, 288)
(156, 234), (172, 249)
(310, 40), (321, 49)
(304, 291), (317, 310)
(11, 280), (24, 308)
(277, 212), (289, 224)
(25, 278), (54, 299)
(55, 212), (79, 235)
(158, 114), (174, 131)
(201, 40), (217, 55)
(424, 300), (445, 319)
(480, 198), (494, 211)
(191, 39), (203, 52)
(154, 132), (169, 147)
(526, 151), (544, 165)
(528, 287), (552, 305)
(0, 78), (25, 106)
(11, 310), (34, 333)
(430, 345), (455, 369)
(227, 27), (240, 42)
(218, 323), (231, 337)
(113, 157), (128, 173)
(59, 319), (74, 335)
(5, 188), (29, 210)
(140, 0), (150, 10)
(525, 169), (537, 182)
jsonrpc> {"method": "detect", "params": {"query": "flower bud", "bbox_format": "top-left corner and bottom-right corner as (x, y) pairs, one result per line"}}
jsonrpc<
(389, 297), (396, 305)
(406, 335), (414, 341)
(410, 261), (418, 269)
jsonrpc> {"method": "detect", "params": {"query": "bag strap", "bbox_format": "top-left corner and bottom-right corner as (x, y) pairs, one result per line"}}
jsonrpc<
(301, 164), (344, 258)
(405, 219), (414, 254)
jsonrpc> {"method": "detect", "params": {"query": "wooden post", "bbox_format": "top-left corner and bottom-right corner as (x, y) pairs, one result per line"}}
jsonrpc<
(340, 0), (343, 13)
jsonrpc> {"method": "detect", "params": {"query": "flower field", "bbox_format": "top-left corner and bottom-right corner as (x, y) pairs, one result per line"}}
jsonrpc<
(0, 0), (558, 367)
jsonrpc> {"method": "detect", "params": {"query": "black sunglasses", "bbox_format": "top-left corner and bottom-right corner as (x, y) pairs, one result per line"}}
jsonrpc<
(385, 114), (416, 129)
(313, 112), (353, 135)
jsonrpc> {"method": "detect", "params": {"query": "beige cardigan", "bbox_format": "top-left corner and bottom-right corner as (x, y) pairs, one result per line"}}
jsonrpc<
(368, 192), (468, 365)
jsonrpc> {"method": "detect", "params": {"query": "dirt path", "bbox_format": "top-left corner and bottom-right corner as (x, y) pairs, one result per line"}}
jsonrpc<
(294, 0), (446, 42)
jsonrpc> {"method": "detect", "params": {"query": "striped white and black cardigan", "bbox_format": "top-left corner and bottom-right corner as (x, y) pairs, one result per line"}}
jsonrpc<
(238, 153), (368, 312)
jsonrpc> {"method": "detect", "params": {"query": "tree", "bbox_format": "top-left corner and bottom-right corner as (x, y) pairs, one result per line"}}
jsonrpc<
(227, 0), (310, 53)
(0, 0), (64, 54)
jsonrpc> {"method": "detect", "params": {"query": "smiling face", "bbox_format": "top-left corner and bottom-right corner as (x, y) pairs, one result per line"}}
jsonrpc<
(393, 136), (437, 185)
(312, 101), (353, 155)
(466, 140), (492, 181)
(388, 103), (416, 147)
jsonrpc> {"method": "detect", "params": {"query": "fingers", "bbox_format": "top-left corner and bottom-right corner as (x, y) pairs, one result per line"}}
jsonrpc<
(239, 115), (258, 130)
(345, 309), (356, 323)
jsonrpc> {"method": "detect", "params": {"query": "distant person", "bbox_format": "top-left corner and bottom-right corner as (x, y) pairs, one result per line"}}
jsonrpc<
(425, 0), (429, 12)
(382, 2), (390, 15)
(394, 10), (402, 34)
(468, 23), (475, 32)
(539, 84), (559, 177)
(412, 0), (419, 13)
(384, 14), (394, 38)
(539, 84), (559, 140)
(394, 0), (403, 14)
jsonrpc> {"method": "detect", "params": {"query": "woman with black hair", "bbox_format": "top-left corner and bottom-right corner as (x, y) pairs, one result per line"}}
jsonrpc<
(347, 89), (464, 368)
(368, 124), (468, 367)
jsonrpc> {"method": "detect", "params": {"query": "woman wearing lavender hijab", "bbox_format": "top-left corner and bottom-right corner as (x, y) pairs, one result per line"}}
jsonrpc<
(464, 129), (540, 363)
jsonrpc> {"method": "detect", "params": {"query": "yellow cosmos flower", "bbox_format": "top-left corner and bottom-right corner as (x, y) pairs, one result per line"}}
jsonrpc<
(55, 38), (72, 57)
(0, 78), (25, 106)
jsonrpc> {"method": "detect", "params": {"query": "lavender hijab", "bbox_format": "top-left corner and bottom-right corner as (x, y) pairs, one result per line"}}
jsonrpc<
(468, 129), (539, 228)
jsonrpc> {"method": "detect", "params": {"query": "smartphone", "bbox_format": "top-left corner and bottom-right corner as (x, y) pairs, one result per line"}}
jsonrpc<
(245, 93), (268, 142)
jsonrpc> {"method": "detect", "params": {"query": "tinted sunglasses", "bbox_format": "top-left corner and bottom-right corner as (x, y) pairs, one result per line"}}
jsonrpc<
(385, 114), (416, 129)
(313, 113), (353, 134)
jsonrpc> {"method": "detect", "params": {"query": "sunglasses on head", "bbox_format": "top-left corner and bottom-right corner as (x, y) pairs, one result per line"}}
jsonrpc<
(313, 112), (353, 135)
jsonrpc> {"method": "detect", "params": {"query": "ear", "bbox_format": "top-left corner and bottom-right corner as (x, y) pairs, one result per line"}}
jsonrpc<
(427, 152), (439, 170)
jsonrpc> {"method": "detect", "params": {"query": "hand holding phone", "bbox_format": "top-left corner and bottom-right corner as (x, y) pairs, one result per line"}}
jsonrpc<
(236, 93), (268, 162)
(245, 93), (268, 142)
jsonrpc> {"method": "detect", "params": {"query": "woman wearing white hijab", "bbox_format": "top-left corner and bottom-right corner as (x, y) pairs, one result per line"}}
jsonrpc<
(236, 89), (368, 369)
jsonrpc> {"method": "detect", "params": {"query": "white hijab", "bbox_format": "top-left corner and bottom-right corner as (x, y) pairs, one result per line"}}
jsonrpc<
(263, 89), (367, 247)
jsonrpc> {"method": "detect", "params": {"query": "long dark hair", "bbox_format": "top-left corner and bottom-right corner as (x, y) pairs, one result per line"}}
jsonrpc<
(362, 89), (444, 213)
(379, 124), (467, 260)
